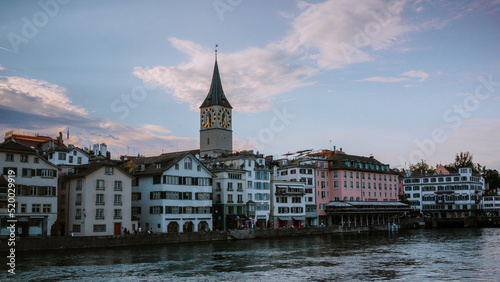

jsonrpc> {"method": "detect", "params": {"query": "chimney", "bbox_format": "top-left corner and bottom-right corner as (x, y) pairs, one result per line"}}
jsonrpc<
(100, 143), (107, 157)
(93, 144), (99, 156)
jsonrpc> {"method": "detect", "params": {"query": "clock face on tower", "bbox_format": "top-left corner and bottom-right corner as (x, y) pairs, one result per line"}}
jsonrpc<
(201, 108), (216, 128)
(218, 108), (231, 129)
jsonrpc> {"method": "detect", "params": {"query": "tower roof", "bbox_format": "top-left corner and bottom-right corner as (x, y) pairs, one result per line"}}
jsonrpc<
(200, 59), (232, 109)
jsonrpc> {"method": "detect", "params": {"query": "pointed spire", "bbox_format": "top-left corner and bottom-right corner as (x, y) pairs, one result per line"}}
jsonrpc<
(200, 49), (232, 109)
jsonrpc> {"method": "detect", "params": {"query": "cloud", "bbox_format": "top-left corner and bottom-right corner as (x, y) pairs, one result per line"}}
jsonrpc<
(401, 70), (429, 81)
(0, 76), (197, 157)
(0, 76), (87, 117)
(279, 0), (410, 69)
(133, 38), (317, 113)
(0, 65), (4, 71)
(356, 70), (429, 83)
(357, 76), (408, 83)
(142, 124), (172, 134)
(133, 0), (415, 113)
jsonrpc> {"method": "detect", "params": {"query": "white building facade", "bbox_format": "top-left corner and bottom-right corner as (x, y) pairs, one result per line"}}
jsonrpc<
(275, 164), (317, 227)
(131, 152), (213, 233)
(64, 163), (133, 236)
(403, 167), (485, 218)
(0, 141), (58, 236)
(215, 154), (271, 229)
(270, 179), (307, 228)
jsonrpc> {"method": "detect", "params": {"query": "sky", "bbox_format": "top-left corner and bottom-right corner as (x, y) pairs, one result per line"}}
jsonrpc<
(0, 0), (499, 170)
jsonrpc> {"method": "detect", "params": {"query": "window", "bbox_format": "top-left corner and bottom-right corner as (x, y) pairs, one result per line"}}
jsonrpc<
(114, 181), (122, 191)
(197, 165), (201, 172)
(34, 157), (39, 163)
(32, 204), (41, 213)
(132, 207), (141, 215)
(248, 193), (252, 201)
(132, 192), (141, 201)
(69, 156), (73, 163)
(228, 194), (233, 203)
(93, 225), (106, 232)
(96, 194), (104, 205)
(20, 155), (28, 163)
(96, 209), (104, 219)
(238, 194), (243, 203)
(77, 157), (82, 164)
(75, 209), (82, 219)
(45, 186), (53, 196)
(73, 225), (81, 232)
(105, 166), (114, 175)
(175, 164), (179, 170)
(22, 168), (35, 177)
(76, 193), (82, 205)
(184, 157), (192, 170)
(150, 206), (163, 214)
(40, 169), (55, 177)
(21, 204), (26, 213)
(76, 179), (83, 190)
(334, 171), (338, 179)
(5, 154), (14, 162)
(30, 186), (38, 196)
(96, 180), (105, 189)
(114, 194), (122, 206)
(114, 209), (122, 219)
(58, 152), (66, 160)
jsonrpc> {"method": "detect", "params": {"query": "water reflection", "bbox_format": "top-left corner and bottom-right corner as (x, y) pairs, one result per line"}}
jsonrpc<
(9, 228), (500, 281)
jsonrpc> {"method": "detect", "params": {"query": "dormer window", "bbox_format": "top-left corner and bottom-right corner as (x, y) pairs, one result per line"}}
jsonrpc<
(105, 166), (114, 175)
(184, 157), (192, 170)
(156, 163), (162, 169)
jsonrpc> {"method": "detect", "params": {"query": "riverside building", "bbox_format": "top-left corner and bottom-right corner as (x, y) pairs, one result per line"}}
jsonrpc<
(403, 165), (485, 218)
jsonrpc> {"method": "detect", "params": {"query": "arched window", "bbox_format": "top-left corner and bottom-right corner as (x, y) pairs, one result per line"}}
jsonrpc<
(343, 196), (348, 201)
(356, 197), (360, 201)
(349, 196), (354, 201)
(184, 157), (192, 170)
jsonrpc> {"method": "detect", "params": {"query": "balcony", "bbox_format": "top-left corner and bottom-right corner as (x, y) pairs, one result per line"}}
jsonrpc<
(275, 185), (305, 195)
(237, 188), (244, 192)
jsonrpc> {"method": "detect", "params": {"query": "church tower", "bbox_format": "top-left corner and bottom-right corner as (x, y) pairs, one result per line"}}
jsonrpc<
(199, 52), (233, 156)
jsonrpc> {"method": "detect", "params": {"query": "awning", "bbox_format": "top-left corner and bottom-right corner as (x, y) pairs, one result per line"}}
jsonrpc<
(278, 217), (291, 221)
(292, 217), (305, 221)
(227, 214), (249, 221)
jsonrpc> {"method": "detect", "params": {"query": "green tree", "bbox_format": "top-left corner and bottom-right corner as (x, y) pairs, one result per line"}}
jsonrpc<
(450, 151), (480, 172)
(482, 168), (500, 190)
(398, 193), (410, 205)
(409, 159), (435, 174)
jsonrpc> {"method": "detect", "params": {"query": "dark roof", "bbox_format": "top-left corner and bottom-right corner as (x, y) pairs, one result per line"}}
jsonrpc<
(125, 151), (207, 176)
(328, 153), (396, 174)
(0, 175), (8, 187)
(0, 141), (35, 153)
(64, 161), (132, 179)
(200, 59), (232, 109)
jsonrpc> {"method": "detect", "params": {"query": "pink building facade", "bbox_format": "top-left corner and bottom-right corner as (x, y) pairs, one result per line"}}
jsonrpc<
(310, 150), (400, 225)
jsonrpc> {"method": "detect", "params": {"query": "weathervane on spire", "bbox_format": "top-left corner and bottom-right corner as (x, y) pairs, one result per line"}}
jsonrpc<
(215, 44), (218, 60)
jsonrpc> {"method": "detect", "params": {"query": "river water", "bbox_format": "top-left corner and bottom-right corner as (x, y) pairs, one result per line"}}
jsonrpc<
(7, 228), (500, 281)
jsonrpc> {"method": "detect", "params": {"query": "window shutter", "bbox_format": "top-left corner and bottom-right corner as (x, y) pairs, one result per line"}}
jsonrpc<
(37, 169), (42, 176)
(52, 169), (57, 177)
(150, 206), (153, 214)
(150, 192), (153, 200)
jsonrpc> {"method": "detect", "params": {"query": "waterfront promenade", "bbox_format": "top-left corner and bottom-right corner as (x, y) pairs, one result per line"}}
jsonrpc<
(1, 224), (387, 252)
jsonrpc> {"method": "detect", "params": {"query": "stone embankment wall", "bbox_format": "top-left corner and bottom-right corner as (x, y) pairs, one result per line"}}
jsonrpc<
(1, 225), (380, 252)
